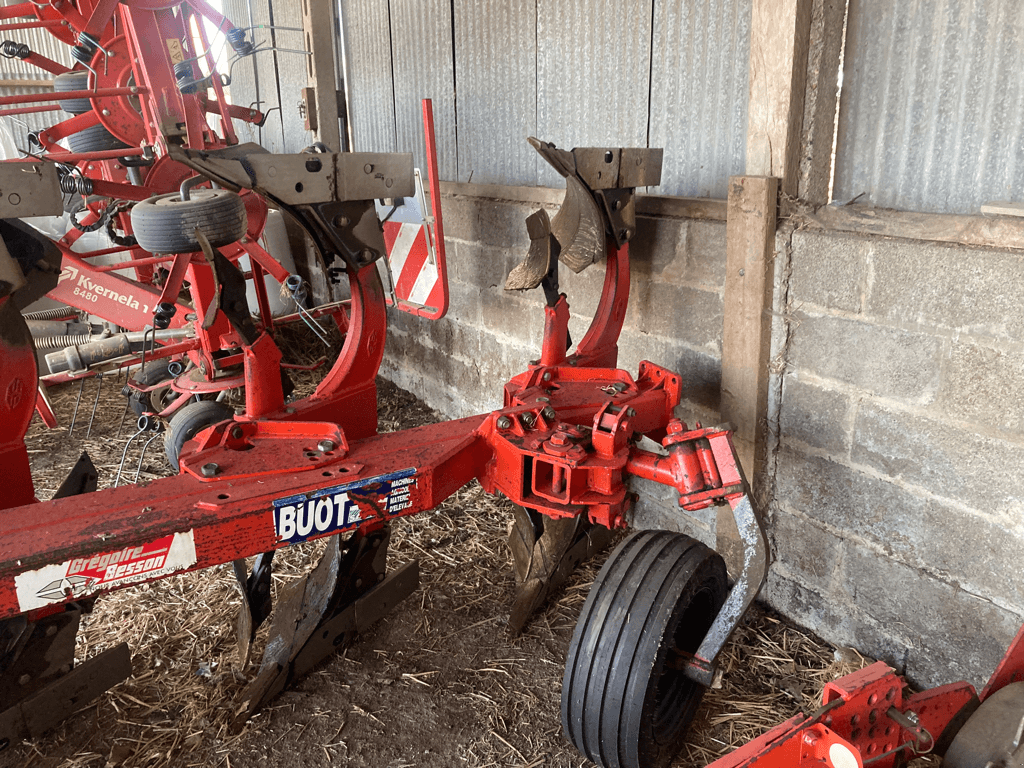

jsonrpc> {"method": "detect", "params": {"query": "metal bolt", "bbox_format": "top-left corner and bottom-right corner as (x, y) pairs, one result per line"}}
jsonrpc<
(230, 426), (243, 440)
(317, 439), (335, 452)
(200, 463), (219, 477)
(363, 163), (374, 174)
(542, 371), (552, 381)
(739, 268), (745, 276)
(496, 416), (512, 430)
(541, 406), (556, 420)
(101, 108), (110, 116)
(626, 408), (636, 417)
(520, 413), (536, 428)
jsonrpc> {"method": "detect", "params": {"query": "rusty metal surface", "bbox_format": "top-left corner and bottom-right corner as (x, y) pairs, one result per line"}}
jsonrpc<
(339, 0), (397, 154)
(387, 0), (457, 182)
(834, 0), (1024, 214)
(0, 642), (132, 746)
(535, 0), (653, 189)
(686, 494), (769, 685)
(453, 0), (537, 185)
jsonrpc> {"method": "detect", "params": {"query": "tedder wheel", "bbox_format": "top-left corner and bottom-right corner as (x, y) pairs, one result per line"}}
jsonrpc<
(53, 70), (91, 114)
(561, 530), (728, 768)
(128, 362), (177, 417)
(164, 399), (233, 470)
(65, 122), (129, 154)
(130, 189), (247, 254)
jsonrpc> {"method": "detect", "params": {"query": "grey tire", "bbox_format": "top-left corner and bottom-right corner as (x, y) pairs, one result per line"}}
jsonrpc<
(164, 399), (233, 470)
(131, 189), (248, 254)
(65, 122), (129, 154)
(54, 70), (92, 114)
(561, 530), (728, 768)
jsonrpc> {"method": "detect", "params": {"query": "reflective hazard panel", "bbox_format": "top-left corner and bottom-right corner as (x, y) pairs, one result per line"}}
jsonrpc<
(377, 169), (448, 319)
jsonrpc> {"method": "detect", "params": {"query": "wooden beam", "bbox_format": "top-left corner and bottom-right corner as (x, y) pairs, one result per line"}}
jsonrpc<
(439, 181), (728, 222)
(798, 0), (847, 204)
(802, 203), (1024, 252)
(301, 0), (342, 152)
(721, 176), (779, 488)
(746, 0), (813, 197)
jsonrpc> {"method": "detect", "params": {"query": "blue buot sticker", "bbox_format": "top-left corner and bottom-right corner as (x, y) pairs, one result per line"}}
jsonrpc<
(272, 467), (417, 544)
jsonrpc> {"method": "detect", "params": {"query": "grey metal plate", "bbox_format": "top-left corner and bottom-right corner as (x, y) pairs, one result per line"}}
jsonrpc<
(0, 162), (61, 217)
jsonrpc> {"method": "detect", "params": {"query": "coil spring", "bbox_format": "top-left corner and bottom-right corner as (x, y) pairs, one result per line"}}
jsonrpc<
(226, 27), (254, 56)
(173, 60), (206, 94)
(0, 40), (30, 59)
(70, 31), (100, 65)
(60, 174), (93, 196)
(33, 334), (93, 350)
(22, 306), (80, 321)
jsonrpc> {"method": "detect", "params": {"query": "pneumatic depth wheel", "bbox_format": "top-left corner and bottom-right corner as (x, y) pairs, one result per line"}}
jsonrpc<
(65, 122), (129, 154)
(561, 530), (728, 768)
(164, 400), (233, 470)
(131, 189), (247, 254)
(53, 70), (91, 114)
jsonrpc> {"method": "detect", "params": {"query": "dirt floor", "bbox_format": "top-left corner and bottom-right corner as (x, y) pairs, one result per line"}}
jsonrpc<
(3, 339), (938, 768)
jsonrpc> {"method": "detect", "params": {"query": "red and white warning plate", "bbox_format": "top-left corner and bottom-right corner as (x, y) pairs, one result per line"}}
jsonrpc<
(376, 168), (448, 320)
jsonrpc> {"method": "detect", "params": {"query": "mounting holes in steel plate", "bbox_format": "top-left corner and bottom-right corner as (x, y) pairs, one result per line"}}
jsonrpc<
(217, 494), (229, 500)
(295, 182), (304, 193)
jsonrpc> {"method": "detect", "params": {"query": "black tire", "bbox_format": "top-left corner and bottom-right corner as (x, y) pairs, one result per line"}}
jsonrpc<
(131, 189), (248, 254)
(65, 122), (129, 154)
(54, 70), (92, 114)
(164, 400), (233, 470)
(561, 530), (728, 768)
(128, 362), (176, 417)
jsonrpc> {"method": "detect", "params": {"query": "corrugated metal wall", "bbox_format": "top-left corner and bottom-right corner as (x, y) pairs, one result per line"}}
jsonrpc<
(341, 0), (396, 154)
(223, 0), (316, 153)
(834, 0), (1024, 214)
(341, 0), (751, 195)
(650, 0), (751, 198)
(453, 0), (536, 185)
(0, 0), (74, 154)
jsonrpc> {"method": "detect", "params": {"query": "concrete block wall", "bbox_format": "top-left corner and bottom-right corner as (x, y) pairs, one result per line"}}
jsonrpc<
(767, 227), (1024, 688)
(380, 191), (727, 544)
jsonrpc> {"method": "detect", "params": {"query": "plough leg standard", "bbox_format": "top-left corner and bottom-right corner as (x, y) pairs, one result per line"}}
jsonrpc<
(0, 139), (769, 768)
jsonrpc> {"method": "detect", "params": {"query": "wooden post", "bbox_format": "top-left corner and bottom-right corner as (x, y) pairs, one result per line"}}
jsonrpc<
(718, 0), (812, 487)
(746, 0), (813, 197)
(722, 176), (778, 488)
(300, 0), (342, 152)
